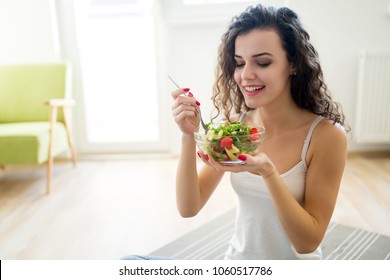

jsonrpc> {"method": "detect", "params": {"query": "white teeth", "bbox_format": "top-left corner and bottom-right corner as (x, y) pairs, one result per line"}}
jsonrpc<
(245, 86), (265, 92)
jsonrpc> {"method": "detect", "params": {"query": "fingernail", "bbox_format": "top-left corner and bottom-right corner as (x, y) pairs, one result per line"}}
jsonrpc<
(205, 154), (209, 160)
(195, 101), (201, 106)
(187, 92), (193, 97)
(197, 151), (201, 158)
(183, 88), (190, 92)
(238, 154), (247, 161)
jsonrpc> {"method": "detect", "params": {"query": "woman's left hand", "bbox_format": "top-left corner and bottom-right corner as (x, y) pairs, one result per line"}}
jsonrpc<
(197, 151), (276, 178)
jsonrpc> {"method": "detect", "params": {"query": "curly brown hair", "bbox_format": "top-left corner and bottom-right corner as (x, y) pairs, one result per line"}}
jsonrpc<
(212, 4), (346, 128)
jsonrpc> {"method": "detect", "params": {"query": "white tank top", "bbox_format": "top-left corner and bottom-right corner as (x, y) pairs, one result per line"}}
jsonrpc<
(225, 115), (323, 260)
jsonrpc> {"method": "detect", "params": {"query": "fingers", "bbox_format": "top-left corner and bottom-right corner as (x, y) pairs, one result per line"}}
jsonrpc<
(171, 87), (190, 100)
(171, 94), (199, 111)
(197, 152), (252, 173)
(172, 102), (197, 115)
(196, 150), (224, 170)
(171, 88), (200, 106)
(170, 87), (202, 133)
(196, 150), (215, 168)
(171, 89), (201, 126)
(173, 106), (197, 123)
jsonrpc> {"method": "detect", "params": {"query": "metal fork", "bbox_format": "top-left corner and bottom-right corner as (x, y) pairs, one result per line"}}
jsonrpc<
(167, 74), (209, 133)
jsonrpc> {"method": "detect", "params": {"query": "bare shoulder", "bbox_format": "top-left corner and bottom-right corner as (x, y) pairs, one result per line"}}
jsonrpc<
(310, 119), (348, 158)
(316, 119), (347, 144)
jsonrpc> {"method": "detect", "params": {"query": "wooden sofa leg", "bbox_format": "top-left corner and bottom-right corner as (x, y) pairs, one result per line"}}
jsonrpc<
(46, 106), (57, 194)
(62, 107), (77, 167)
(46, 157), (53, 194)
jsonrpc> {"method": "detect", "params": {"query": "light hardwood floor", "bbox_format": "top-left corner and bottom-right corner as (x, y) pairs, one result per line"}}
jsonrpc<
(0, 153), (389, 259)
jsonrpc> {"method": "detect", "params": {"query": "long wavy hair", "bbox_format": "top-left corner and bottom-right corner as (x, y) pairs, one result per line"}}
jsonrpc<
(212, 4), (346, 128)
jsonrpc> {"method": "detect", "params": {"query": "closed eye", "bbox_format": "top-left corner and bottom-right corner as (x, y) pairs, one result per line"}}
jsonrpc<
(234, 60), (245, 68)
(234, 60), (271, 68)
(258, 62), (271, 68)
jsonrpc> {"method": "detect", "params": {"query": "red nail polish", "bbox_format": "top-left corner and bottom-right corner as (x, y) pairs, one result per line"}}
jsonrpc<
(195, 101), (201, 106)
(205, 154), (209, 160)
(197, 151), (201, 158)
(238, 154), (247, 161)
(187, 92), (193, 97)
(183, 88), (190, 92)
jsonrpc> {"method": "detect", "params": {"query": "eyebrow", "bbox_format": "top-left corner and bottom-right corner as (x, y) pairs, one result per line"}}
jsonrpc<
(234, 52), (273, 58)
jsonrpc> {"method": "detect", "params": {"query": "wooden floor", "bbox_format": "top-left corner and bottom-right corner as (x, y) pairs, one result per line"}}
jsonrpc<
(0, 153), (389, 259)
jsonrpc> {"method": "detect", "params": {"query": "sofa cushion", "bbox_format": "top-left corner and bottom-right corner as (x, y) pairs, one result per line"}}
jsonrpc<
(0, 122), (68, 164)
(0, 64), (68, 123)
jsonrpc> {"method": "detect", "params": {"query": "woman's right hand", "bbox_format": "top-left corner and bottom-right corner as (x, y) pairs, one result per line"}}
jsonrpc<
(171, 88), (201, 135)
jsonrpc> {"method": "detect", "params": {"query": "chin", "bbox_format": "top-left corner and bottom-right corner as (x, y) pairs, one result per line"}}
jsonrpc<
(244, 99), (262, 109)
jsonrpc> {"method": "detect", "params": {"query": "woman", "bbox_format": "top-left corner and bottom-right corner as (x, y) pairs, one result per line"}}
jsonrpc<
(171, 4), (348, 259)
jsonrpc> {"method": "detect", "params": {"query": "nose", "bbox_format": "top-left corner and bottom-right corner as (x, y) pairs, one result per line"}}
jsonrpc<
(241, 63), (256, 81)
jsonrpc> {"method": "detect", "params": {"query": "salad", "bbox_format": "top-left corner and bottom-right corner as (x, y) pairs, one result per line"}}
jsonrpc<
(195, 122), (265, 163)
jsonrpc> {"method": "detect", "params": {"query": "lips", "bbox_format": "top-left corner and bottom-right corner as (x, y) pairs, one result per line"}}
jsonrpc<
(243, 85), (265, 96)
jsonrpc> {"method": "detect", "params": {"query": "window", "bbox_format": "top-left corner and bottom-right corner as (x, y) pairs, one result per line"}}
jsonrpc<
(73, 0), (164, 153)
(183, 0), (253, 5)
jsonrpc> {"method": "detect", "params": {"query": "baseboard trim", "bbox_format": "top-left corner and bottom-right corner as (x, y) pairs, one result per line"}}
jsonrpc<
(348, 150), (390, 158)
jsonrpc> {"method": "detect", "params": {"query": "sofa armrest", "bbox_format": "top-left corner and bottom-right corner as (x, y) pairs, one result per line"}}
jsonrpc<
(45, 98), (75, 107)
(44, 98), (77, 175)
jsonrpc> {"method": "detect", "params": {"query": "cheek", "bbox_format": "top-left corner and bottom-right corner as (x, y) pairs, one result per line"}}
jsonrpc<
(265, 68), (287, 85)
(233, 69), (241, 83)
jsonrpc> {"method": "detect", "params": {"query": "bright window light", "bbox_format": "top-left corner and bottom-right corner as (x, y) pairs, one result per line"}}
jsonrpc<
(75, 0), (160, 144)
(183, 0), (253, 5)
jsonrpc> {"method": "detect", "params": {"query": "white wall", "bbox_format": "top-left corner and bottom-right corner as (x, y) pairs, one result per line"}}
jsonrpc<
(1, 0), (389, 153)
(0, 0), (60, 63)
(162, 0), (390, 153)
(290, 0), (390, 151)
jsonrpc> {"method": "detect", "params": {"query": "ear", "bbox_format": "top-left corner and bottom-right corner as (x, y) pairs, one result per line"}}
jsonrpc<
(290, 64), (297, 76)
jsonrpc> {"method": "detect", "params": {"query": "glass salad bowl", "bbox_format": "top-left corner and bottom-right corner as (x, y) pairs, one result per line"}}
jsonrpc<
(194, 122), (266, 165)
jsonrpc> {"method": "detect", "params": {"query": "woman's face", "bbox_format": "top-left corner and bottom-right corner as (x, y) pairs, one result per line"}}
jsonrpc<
(233, 28), (293, 109)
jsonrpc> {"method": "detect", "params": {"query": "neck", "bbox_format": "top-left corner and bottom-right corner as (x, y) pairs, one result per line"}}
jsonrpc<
(254, 98), (308, 135)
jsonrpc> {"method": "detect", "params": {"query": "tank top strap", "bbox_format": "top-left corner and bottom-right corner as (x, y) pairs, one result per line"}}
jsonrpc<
(239, 111), (250, 122)
(301, 116), (323, 161)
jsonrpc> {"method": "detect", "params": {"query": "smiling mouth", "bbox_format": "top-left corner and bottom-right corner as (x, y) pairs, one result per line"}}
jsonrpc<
(244, 85), (265, 96)
(245, 86), (265, 92)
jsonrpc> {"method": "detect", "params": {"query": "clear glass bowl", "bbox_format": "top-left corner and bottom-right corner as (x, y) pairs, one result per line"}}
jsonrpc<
(194, 122), (266, 165)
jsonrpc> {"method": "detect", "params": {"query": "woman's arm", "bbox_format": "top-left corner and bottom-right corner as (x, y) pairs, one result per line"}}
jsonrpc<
(171, 88), (225, 217)
(176, 134), (225, 217)
(264, 121), (347, 253)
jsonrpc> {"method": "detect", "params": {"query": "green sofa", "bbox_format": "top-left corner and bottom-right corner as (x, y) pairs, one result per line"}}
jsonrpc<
(0, 63), (76, 194)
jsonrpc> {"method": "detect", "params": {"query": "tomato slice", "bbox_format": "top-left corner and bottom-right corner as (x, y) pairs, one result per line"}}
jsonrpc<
(249, 127), (260, 140)
(220, 137), (233, 149)
(249, 127), (258, 134)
